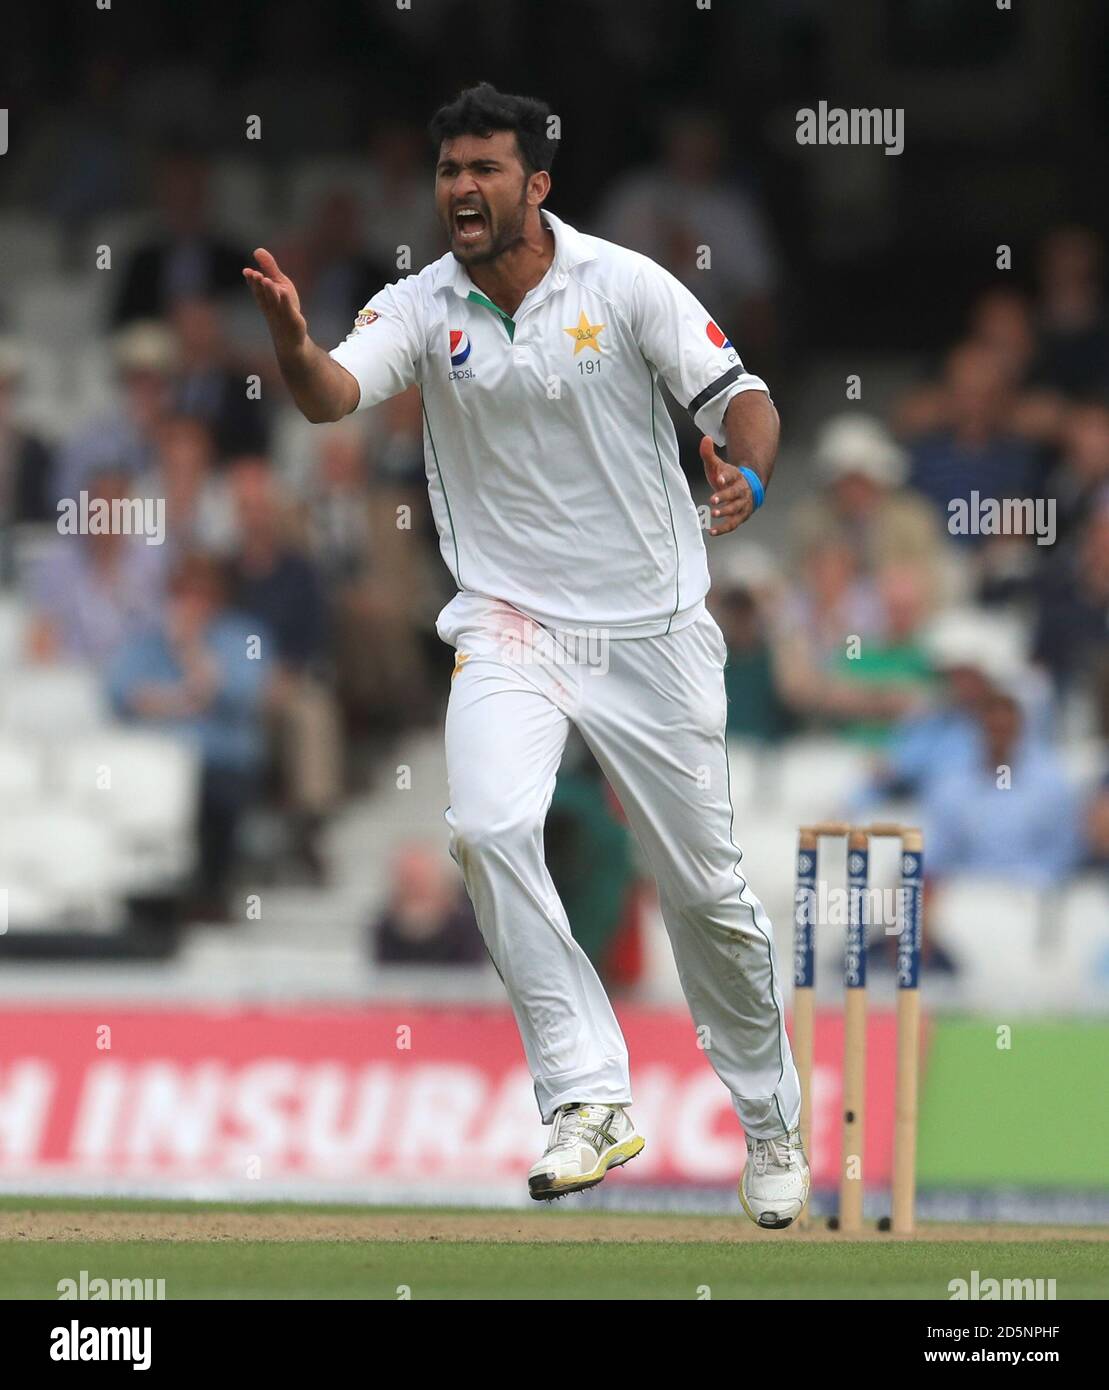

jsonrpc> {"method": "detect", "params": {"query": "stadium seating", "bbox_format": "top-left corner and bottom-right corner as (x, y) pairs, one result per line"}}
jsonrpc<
(0, 212), (63, 282)
(1055, 876), (1109, 1006)
(774, 736), (873, 820)
(57, 731), (199, 892)
(930, 878), (1047, 1008)
(0, 808), (122, 931)
(0, 595), (28, 665)
(0, 658), (201, 935)
(0, 734), (44, 804)
(10, 275), (109, 350)
(0, 664), (107, 734)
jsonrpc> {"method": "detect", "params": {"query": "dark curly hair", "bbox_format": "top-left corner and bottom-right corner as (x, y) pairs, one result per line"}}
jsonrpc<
(429, 82), (558, 176)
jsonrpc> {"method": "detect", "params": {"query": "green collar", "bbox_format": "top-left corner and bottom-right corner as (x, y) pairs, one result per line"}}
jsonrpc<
(466, 290), (516, 342)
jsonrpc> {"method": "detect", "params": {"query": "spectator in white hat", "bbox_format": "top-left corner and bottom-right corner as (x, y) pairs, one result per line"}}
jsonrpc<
(924, 687), (1082, 890)
(53, 321), (178, 501)
(788, 413), (949, 610)
(854, 608), (1052, 809)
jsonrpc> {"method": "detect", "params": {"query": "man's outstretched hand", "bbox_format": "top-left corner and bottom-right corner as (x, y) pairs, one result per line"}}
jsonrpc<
(700, 435), (757, 536)
(243, 248), (307, 354)
(241, 247), (357, 423)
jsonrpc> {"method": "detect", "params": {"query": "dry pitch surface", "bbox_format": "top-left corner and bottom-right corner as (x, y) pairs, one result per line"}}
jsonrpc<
(2, 1201), (1106, 1298)
(2, 1207), (1105, 1245)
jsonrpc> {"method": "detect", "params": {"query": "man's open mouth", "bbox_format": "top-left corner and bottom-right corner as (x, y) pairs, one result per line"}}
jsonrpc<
(454, 207), (488, 242)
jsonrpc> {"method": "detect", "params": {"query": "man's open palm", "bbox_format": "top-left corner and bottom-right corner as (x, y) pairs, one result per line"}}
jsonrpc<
(243, 248), (307, 351)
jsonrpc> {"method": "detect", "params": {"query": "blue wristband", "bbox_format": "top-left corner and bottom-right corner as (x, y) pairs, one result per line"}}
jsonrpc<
(738, 466), (765, 511)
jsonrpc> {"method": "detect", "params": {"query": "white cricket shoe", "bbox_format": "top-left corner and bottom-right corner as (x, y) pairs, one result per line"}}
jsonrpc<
(528, 1102), (645, 1201)
(739, 1128), (811, 1229)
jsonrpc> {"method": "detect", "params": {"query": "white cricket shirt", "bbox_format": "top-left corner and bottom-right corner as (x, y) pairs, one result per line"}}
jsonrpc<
(329, 210), (769, 637)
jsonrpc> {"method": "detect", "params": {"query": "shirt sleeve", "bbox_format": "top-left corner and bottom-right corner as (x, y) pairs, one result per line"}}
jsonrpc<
(328, 276), (425, 410)
(629, 256), (769, 445)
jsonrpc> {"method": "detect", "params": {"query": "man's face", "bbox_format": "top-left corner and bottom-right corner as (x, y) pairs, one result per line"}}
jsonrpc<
(946, 665), (991, 710)
(945, 343), (1008, 429)
(832, 471), (881, 517)
(435, 130), (534, 265)
(123, 369), (170, 427)
(981, 694), (1021, 753)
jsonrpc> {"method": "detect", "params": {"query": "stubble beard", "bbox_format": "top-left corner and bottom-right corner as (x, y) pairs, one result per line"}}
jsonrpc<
(451, 186), (529, 268)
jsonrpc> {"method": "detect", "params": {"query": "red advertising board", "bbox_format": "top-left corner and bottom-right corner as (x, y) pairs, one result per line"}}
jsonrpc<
(0, 1005), (904, 1195)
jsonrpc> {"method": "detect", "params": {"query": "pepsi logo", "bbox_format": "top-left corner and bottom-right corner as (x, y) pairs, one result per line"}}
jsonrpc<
(706, 320), (733, 350)
(449, 329), (472, 366)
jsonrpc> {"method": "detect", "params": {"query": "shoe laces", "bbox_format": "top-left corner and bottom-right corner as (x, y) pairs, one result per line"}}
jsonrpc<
(549, 1103), (613, 1154)
(749, 1135), (796, 1176)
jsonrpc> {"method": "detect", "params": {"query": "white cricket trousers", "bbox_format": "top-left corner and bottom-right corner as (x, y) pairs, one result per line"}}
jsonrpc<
(438, 591), (800, 1139)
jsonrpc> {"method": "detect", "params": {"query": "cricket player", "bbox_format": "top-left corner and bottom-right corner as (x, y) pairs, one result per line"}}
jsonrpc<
(245, 83), (809, 1227)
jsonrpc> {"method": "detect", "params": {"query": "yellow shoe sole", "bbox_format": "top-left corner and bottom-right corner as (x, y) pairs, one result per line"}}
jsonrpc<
(528, 1135), (645, 1201)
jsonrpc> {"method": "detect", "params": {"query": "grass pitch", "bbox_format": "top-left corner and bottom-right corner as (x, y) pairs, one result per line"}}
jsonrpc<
(2, 1198), (1106, 1300)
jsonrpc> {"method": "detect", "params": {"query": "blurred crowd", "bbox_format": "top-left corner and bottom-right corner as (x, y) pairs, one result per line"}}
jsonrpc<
(0, 82), (1106, 969)
(716, 224), (1109, 904)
